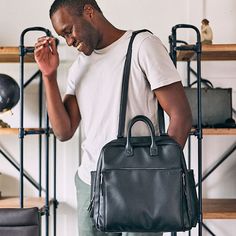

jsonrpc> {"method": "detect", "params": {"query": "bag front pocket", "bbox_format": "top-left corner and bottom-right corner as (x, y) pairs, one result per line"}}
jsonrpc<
(101, 168), (184, 232)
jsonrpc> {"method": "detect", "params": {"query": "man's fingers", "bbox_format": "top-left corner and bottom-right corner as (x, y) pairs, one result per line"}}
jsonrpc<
(35, 37), (57, 54)
(49, 38), (57, 52)
(34, 41), (48, 51)
(37, 36), (51, 42)
(34, 46), (45, 61)
(34, 43), (45, 50)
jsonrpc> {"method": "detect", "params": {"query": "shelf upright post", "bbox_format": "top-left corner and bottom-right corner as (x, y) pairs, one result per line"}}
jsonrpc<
(187, 60), (192, 176)
(53, 135), (58, 236)
(19, 27), (53, 235)
(195, 28), (203, 236)
(170, 24), (202, 236)
(169, 32), (177, 66)
(39, 72), (43, 197)
(45, 114), (50, 236)
(19, 29), (27, 209)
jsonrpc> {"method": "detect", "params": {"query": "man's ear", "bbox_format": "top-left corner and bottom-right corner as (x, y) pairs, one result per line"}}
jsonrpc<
(83, 4), (94, 19)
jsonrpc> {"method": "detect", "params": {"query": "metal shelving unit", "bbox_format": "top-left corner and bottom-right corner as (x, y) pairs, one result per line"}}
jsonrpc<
(0, 27), (58, 236)
(169, 24), (236, 236)
(169, 24), (203, 236)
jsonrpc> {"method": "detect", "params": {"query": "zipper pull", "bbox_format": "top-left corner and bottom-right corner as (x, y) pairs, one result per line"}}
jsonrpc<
(100, 173), (104, 196)
(182, 173), (188, 196)
(87, 195), (95, 212)
(182, 173), (186, 186)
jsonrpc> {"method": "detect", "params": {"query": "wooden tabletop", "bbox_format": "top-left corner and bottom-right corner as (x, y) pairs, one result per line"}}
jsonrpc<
(177, 44), (236, 61)
(0, 46), (35, 63)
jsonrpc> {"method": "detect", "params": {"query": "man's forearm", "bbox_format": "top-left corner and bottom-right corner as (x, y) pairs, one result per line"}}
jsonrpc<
(167, 115), (192, 148)
(42, 72), (75, 141)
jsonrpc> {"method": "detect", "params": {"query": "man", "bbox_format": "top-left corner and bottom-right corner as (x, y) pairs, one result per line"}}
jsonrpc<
(34, 0), (192, 235)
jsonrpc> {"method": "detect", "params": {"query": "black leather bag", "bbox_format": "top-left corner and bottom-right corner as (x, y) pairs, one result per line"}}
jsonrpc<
(89, 30), (198, 233)
(0, 207), (40, 236)
(184, 87), (234, 128)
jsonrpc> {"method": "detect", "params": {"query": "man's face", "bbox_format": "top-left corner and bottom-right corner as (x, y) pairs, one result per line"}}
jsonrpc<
(51, 6), (99, 56)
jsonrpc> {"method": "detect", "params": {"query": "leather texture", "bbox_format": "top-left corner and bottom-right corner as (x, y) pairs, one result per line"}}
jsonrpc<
(89, 116), (198, 232)
(184, 87), (233, 127)
(0, 208), (40, 236)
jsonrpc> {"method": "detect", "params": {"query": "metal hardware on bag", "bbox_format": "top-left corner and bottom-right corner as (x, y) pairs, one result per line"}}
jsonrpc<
(150, 145), (158, 156)
(182, 173), (186, 186)
(100, 174), (104, 196)
(100, 173), (103, 184)
(125, 147), (133, 156)
(87, 195), (95, 212)
(182, 173), (188, 198)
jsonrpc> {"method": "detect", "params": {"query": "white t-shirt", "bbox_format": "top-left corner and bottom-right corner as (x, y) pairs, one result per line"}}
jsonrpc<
(66, 30), (181, 185)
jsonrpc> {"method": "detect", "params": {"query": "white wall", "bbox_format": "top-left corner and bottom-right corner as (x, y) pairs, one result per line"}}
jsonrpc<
(0, 0), (235, 236)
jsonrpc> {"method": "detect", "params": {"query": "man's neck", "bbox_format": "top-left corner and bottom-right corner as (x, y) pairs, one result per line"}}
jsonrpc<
(96, 16), (126, 49)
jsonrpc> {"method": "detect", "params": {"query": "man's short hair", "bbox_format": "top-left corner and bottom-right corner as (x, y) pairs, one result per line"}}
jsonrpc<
(49, 0), (102, 18)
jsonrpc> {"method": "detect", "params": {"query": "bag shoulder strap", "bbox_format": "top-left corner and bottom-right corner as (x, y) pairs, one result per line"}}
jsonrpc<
(117, 29), (151, 138)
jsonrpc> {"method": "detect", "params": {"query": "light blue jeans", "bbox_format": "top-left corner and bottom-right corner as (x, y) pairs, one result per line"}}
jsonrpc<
(75, 172), (163, 236)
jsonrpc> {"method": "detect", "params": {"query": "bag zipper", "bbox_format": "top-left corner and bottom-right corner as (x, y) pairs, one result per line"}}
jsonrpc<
(87, 195), (95, 213)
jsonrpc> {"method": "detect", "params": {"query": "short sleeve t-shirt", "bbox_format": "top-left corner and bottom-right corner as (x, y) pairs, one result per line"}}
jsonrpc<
(66, 30), (181, 185)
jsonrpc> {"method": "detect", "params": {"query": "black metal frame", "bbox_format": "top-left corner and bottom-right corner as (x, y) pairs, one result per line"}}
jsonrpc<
(169, 24), (203, 236)
(19, 27), (58, 236)
(202, 222), (216, 236)
(0, 149), (43, 191)
(169, 24), (236, 236)
(0, 71), (47, 193)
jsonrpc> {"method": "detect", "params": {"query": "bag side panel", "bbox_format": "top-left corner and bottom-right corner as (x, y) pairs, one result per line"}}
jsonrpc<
(186, 170), (199, 226)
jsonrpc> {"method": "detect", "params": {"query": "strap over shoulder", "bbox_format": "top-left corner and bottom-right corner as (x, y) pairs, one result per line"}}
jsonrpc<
(117, 29), (166, 137)
(117, 29), (153, 138)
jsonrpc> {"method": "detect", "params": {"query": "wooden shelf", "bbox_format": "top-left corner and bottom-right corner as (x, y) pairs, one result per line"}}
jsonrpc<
(2, 128), (234, 136)
(0, 128), (53, 135)
(0, 197), (52, 212)
(177, 50), (196, 61)
(177, 44), (236, 61)
(0, 128), (19, 135)
(0, 46), (35, 63)
(203, 199), (236, 219)
(191, 128), (236, 135)
(202, 128), (236, 135)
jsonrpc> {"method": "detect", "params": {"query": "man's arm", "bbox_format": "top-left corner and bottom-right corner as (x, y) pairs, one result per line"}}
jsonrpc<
(154, 81), (192, 148)
(42, 74), (81, 141)
(34, 36), (81, 141)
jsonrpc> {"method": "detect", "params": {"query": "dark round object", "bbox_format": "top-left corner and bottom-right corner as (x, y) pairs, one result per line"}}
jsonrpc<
(0, 73), (20, 112)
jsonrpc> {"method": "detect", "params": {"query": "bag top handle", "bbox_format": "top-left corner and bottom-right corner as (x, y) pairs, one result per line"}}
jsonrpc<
(125, 115), (158, 157)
